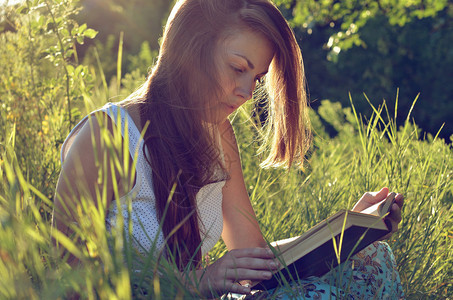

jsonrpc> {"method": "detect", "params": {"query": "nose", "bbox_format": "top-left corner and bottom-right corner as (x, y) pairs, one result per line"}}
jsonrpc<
(235, 79), (255, 101)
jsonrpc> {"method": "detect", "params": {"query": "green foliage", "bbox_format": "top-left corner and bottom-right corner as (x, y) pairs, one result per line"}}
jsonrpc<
(278, 0), (450, 54)
(76, 0), (171, 61)
(82, 34), (119, 84)
(80, 36), (153, 106)
(127, 41), (157, 75)
(290, 1), (453, 141)
(0, 0), (97, 202)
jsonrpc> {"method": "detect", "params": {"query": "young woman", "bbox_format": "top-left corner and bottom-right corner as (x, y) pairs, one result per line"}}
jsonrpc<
(54, 0), (405, 298)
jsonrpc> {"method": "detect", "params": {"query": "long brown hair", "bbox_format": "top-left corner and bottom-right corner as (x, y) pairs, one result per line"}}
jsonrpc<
(129, 0), (311, 269)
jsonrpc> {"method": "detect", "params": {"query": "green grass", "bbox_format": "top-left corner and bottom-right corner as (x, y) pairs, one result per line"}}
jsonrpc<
(230, 98), (453, 299)
(2, 92), (452, 299)
(0, 0), (452, 298)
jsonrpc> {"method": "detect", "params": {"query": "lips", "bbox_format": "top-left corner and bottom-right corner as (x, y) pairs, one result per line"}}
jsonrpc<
(223, 103), (238, 114)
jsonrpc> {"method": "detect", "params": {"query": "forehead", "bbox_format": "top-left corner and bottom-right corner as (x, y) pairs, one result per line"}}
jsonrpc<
(218, 29), (275, 70)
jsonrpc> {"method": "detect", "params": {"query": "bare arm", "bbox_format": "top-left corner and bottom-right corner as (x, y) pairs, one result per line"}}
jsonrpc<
(183, 120), (278, 297)
(53, 114), (130, 266)
(219, 120), (267, 249)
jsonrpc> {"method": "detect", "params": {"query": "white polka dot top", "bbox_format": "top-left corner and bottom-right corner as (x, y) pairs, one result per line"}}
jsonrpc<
(61, 102), (226, 256)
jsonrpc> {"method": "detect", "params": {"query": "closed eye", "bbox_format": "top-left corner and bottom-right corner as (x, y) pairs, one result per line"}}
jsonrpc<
(232, 66), (244, 73)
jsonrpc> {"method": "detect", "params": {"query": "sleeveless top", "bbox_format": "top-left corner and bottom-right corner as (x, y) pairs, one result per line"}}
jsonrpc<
(60, 102), (226, 256)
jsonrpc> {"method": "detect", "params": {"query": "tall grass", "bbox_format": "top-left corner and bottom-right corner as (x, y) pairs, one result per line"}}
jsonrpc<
(223, 97), (453, 298)
(0, 0), (452, 298)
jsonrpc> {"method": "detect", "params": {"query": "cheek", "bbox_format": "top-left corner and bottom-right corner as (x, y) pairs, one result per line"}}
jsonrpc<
(218, 70), (236, 92)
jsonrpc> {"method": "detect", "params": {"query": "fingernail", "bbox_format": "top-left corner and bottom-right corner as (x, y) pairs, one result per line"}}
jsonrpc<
(263, 271), (272, 278)
(269, 261), (278, 268)
(266, 249), (273, 255)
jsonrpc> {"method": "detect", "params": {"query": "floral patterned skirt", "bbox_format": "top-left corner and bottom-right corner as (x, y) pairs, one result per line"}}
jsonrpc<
(225, 242), (404, 299)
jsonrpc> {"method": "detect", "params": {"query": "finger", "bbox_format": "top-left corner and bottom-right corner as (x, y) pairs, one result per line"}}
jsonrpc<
(394, 193), (404, 209)
(354, 188), (389, 212)
(382, 219), (398, 238)
(389, 220), (398, 233)
(225, 268), (273, 281)
(212, 279), (251, 295)
(384, 204), (401, 232)
(372, 187), (389, 202)
(201, 275), (250, 296)
(226, 257), (279, 270)
(229, 248), (275, 259)
(361, 187), (389, 204)
(389, 203), (402, 224)
(228, 282), (251, 295)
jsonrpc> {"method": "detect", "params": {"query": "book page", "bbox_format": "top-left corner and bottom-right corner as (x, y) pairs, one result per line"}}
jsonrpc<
(271, 236), (301, 253)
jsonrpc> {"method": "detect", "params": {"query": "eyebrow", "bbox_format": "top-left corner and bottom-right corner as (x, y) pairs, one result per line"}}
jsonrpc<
(233, 53), (269, 75)
(234, 54), (255, 69)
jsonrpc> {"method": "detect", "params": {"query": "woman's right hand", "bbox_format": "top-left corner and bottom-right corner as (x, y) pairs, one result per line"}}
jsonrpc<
(197, 247), (279, 297)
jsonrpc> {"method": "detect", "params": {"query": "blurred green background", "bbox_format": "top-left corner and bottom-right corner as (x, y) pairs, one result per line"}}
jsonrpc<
(3, 0), (450, 140)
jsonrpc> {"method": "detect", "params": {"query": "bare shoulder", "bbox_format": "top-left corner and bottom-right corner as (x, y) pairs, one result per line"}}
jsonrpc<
(121, 101), (143, 132)
(55, 112), (120, 207)
(64, 112), (113, 164)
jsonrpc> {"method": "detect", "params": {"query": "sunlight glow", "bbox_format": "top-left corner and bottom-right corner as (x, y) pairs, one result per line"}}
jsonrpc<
(1, 0), (24, 6)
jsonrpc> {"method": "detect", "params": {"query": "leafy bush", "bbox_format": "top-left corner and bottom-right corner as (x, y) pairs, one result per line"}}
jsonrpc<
(278, 0), (453, 142)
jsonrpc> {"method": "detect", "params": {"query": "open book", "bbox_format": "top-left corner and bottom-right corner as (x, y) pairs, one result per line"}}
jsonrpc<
(253, 192), (397, 290)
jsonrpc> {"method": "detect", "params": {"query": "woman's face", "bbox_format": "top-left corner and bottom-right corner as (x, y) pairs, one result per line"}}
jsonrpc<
(210, 29), (274, 123)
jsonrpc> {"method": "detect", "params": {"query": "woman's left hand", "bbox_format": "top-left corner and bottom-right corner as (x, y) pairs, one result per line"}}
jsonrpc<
(352, 187), (404, 237)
